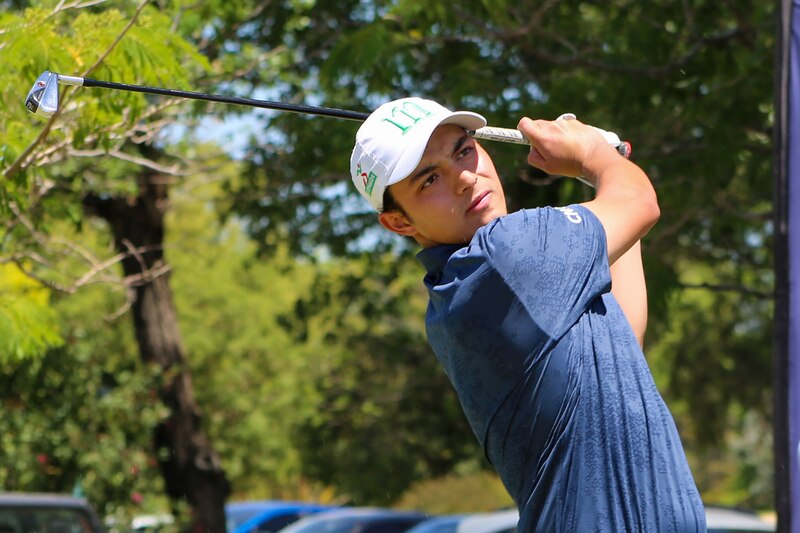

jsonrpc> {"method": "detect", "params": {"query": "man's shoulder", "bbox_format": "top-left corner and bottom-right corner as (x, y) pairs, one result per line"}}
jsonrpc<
(476, 205), (601, 258)
(483, 205), (598, 233)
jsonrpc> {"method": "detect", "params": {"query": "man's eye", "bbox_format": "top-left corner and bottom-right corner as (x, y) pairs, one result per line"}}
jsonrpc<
(457, 146), (474, 159)
(421, 174), (438, 189)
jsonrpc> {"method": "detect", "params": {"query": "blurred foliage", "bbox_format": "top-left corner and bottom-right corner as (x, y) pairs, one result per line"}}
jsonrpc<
(0, 257), (167, 517)
(394, 471), (514, 515)
(285, 253), (483, 505)
(0, 1), (209, 201)
(165, 174), (319, 499)
(0, 0), (780, 519)
(0, 264), (62, 361)
(0, 1), (228, 528)
(166, 176), (482, 505)
(683, 410), (775, 511)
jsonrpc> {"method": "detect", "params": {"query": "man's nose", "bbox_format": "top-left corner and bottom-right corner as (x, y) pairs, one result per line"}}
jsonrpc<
(454, 169), (478, 193)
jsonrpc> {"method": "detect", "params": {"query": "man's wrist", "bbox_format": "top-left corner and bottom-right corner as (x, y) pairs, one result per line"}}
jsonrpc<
(579, 145), (629, 185)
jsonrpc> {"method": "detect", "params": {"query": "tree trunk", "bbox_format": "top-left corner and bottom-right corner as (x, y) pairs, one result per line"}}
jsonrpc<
(84, 173), (230, 533)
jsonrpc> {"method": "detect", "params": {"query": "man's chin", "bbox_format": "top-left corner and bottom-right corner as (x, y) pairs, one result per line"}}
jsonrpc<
(478, 208), (506, 226)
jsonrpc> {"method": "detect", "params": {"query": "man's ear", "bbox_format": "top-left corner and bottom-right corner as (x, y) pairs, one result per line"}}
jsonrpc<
(378, 210), (417, 237)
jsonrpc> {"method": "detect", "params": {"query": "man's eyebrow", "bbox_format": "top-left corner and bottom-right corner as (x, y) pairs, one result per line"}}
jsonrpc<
(408, 132), (472, 185)
(408, 164), (437, 185)
(452, 132), (471, 154)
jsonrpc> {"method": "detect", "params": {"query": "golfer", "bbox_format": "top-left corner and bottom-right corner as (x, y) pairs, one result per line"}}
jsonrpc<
(350, 97), (706, 532)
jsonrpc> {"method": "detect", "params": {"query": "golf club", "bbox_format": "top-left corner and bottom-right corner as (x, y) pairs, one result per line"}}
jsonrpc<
(24, 70), (632, 160)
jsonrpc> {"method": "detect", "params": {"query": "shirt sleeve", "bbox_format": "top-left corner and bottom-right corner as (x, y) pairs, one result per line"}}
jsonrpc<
(475, 205), (611, 340)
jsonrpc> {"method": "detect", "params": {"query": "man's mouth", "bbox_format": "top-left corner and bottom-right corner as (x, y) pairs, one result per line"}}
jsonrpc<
(467, 191), (491, 213)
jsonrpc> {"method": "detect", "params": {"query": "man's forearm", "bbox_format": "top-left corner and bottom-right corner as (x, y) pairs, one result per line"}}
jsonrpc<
(580, 152), (660, 266)
(609, 240), (648, 347)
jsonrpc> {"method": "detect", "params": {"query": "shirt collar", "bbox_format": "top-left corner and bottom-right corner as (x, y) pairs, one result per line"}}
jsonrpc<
(416, 244), (464, 276)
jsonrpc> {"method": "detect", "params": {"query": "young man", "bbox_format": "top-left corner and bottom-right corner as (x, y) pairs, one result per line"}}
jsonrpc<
(350, 98), (706, 532)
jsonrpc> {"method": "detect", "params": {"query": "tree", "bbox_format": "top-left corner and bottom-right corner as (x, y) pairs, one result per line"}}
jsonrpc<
(1, 3), (233, 530)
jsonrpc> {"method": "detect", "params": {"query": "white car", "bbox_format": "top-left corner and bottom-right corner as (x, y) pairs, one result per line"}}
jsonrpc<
(404, 504), (776, 533)
(455, 509), (518, 533)
(705, 506), (774, 532)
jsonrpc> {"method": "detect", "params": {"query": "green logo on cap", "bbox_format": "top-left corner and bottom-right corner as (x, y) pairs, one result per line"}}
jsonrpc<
(357, 163), (379, 196)
(364, 171), (378, 195)
(382, 101), (433, 134)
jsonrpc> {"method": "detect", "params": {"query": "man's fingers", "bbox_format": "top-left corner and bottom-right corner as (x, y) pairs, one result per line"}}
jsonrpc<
(517, 115), (588, 176)
(518, 116), (582, 147)
(516, 117), (543, 141)
(517, 117), (548, 166)
(527, 145), (545, 167)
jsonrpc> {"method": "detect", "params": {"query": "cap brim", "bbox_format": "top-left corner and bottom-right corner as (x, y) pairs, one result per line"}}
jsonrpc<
(386, 111), (487, 188)
(439, 111), (487, 132)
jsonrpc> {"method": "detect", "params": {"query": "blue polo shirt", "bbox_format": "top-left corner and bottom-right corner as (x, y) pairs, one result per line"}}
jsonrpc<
(417, 206), (705, 533)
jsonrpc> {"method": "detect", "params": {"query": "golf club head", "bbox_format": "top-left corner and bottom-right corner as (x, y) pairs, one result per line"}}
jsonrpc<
(25, 71), (59, 116)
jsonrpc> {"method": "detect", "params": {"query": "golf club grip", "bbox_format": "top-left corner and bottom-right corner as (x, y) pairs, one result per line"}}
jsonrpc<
(473, 126), (632, 189)
(474, 126), (632, 159)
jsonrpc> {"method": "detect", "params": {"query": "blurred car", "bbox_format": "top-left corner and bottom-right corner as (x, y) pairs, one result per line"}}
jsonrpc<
(455, 509), (517, 533)
(413, 506), (776, 533)
(403, 515), (466, 533)
(129, 513), (174, 532)
(404, 511), (518, 533)
(276, 507), (429, 533)
(0, 492), (106, 533)
(705, 506), (775, 532)
(226, 500), (337, 533)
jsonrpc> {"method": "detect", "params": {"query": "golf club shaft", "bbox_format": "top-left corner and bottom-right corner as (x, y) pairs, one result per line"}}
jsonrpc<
(76, 76), (371, 121)
(56, 75), (631, 159)
(27, 70), (629, 188)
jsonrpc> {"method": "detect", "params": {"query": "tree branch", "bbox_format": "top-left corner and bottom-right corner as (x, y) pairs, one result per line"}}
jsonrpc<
(70, 149), (190, 177)
(50, 0), (110, 15)
(4, 200), (169, 296)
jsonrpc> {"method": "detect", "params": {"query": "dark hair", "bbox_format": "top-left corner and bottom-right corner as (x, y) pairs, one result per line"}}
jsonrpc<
(381, 188), (417, 243)
(381, 188), (406, 216)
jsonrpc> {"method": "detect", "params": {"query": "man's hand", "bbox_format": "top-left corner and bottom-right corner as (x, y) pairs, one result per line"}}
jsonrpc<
(517, 116), (621, 180)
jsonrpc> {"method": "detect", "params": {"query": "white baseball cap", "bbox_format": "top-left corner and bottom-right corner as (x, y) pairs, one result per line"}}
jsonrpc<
(350, 97), (486, 212)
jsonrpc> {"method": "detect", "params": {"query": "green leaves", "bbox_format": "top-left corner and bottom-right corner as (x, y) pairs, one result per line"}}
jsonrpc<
(0, 306), (167, 519)
(0, 265), (62, 362)
(1, 2), (211, 190)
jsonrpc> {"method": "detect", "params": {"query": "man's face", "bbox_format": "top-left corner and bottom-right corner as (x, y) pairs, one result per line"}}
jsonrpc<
(379, 124), (507, 247)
